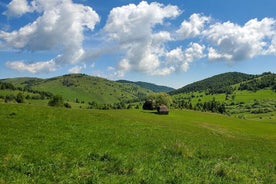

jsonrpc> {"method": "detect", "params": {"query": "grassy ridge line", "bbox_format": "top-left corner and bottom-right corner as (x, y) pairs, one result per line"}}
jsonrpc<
(2, 74), (152, 104)
(0, 103), (275, 183)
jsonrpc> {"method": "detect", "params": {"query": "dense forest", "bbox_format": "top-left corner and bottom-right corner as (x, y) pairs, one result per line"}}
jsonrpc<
(170, 72), (254, 95)
(239, 72), (276, 91)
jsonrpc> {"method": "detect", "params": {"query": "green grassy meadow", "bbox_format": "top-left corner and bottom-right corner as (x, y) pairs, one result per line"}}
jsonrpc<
(0, 103), (275, 183)
(172, 89), (276, 122)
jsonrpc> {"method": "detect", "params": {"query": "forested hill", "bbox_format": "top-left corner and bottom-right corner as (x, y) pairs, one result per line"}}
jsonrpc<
(117, 80), (175, 92)
(238, 72), (276, 91)
(170, 72), (255, 95)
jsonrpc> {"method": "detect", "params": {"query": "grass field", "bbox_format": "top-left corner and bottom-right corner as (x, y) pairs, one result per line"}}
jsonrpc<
(172, 89), (276, 122)
(173, 89), (275, 104)
(0, 103), (275, 183)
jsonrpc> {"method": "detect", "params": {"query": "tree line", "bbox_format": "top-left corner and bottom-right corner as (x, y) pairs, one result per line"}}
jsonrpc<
(172, 97), (226, 114)
(0, 81), (53, 99)
(239, 73), (276, 92)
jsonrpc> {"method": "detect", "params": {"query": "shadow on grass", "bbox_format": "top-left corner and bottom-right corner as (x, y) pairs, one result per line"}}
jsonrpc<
(141, 110), (169, 115)
(141, 110), (158, 114)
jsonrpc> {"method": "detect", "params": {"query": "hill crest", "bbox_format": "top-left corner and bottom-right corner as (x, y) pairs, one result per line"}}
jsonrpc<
(1, 74), (153, 104)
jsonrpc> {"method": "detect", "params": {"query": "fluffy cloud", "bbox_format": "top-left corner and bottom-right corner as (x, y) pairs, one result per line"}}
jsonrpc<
(1, 0), (99, 73)
(203, 18), (276, 61)
(3, 0), (33, 17)
(1, 1), (276, 76)
(104, 1), (183, 76)
(267, 35), (276, 54)
(207, 47), (232, 61)
(68, 64), (87, 74)
(165, 43), (205, 72)
(177, 13), (210, 39)
(6, 60), (56, 73)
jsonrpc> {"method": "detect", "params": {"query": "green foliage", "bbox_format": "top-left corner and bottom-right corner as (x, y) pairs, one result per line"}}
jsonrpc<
(142, 100), (154, 110)
(239, 72), (276, 91)
(64, 102), (71, 108)
(15, 92), (24, 103)
(201, 98), (226, 114)
(144, 93), (172, 109)
(48, 95), (64, 107)
(174, 96), (226, 114)
(0, 79), (53, 104)
(0, 104), (275, 183)
(0, 81), (16, 90)
(4, 94), (15, 103)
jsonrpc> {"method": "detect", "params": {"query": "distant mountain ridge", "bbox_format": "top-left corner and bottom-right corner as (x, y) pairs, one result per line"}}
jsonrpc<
(117, 80), (175, 93)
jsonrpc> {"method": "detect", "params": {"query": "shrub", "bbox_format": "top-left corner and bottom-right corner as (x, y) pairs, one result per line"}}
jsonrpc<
(64, 102), (71, 108)
(143, 93), (172, 110)
(5, 94), (15, 103)
(48, 95), (64, 107)
(143, 100), (154, 110)
(16, 92), (24, 103)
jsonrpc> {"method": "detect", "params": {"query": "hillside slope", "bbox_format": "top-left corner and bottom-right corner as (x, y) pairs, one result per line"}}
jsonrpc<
(170, 72), (255, 95)
(238, 72), (276, 91)
(117, 80), (175, 92)
(170, 72), (276, 121)
(1, 74), (152, 104)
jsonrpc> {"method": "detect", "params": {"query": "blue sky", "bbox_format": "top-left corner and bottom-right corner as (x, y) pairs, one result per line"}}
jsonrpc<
(0, 0), (276, 88)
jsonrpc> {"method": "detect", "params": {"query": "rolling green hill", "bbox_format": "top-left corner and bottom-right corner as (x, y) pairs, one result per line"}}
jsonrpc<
(1, 74), (153, 104)
(117, 80), (175, 92)
(1, 72), (275, 119)
(238, 72), (276, 91)
(170, 72), (255, 95)
(171, 72), (276, 121)
(1, 77), (43, 89)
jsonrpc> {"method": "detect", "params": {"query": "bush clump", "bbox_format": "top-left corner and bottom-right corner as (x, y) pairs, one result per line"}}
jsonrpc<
(48, 95), (64, 107)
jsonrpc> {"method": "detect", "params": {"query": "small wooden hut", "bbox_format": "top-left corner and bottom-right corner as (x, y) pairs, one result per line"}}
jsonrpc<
(157, 105), (169, 115)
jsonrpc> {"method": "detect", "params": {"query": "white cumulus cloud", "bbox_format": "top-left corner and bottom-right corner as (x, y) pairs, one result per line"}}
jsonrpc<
(203, 17), (276, 61)
(104, 1), (181, 76)
(165, 43), (205, 72)
(266, 35), (276, 54)
(6, 60), (56, 74)
(68, 64), (86, 74)
(1, 1), (276, 76)
(3, 0), (33, 17)
(177, 13), (210, 39)
(1, 0), (100, 73)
